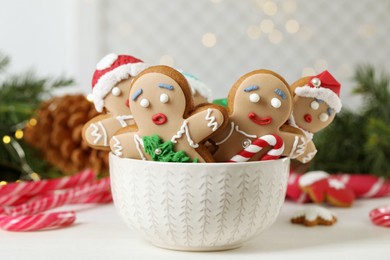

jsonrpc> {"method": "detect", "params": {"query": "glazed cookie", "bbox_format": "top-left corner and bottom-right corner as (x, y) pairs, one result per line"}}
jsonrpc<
(82, 54), (149, 150)
(211, 69), (306, 162)
(110, 65), (228, 163)
(287, 70), (342, 163)
(291, 206), (337, 227)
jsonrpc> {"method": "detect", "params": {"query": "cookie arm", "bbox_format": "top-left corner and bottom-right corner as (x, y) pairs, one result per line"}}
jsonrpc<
(109, 131), (144, 159)
(185, 106), (227, 144)
(295, 140), (318, 163)
(278, 130), (307, 159)
(82, 114), (112, 149)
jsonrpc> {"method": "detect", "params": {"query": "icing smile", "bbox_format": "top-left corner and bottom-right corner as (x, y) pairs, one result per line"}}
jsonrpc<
(152, 113), (168, 125)
(248, 112), (272, 125)
(304, 114), (312, 123)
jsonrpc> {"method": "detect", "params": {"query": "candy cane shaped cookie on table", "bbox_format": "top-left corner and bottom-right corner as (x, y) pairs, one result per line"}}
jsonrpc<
(229, 134), (284, 162)
(0, 211), (76, 232)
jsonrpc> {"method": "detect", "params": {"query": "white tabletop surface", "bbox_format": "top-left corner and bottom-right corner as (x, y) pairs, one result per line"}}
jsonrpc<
(1, 198), (389, 260)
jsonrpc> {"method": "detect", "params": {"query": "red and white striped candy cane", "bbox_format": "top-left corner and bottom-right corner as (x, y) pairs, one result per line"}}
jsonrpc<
(330, 174), (390, 198)
(370, 206), (390, 228)
(229, 134), (284, 162)
(0, 211), (76, 232)
(5, 177), (110, 217)
(0, 169), (95, 198)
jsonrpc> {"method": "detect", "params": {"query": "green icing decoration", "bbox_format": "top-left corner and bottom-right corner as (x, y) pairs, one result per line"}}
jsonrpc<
(142, 135), (198, 163)
(213, 98), (227, 107)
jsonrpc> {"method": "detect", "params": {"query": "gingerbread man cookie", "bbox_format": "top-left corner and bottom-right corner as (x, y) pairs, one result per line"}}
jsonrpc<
(210, 69), (306, 162)
(82, 54), (149, 150)
(291, 206), (337, 227)
(110, 65), (228, 163)
(287, 70), (342, 163)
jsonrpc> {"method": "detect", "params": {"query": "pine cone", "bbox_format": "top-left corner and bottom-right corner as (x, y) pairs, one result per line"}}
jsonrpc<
(24, 94), (109, 175)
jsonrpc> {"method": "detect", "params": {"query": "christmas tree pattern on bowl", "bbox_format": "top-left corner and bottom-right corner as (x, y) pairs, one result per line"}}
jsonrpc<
(109, 153), (289, 251)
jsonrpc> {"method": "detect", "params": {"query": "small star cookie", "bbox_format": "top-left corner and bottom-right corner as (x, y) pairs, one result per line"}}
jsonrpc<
(291, 206), (337, 227)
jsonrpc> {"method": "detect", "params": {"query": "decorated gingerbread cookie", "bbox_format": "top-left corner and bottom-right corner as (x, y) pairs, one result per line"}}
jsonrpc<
(287, 70), (342, 163)
(291, 206), (337, 227)
(299, 171), (355, 207)
(82, 54), (149, 150)
(110, 65), (228, 163)
(210, 69), (306, 162)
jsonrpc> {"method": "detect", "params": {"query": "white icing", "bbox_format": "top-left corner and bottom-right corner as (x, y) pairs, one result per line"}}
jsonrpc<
(116, 115), (134, 127)
(302, 150), (317, 163)
(295, 84), (342, 113)
(271, 98), (281, 108)
(293, 206), (336, 222)
(235, 125), (257, 139)
(140, 98), (150, 108)
(134, 134), (146, 160)
(311, 100), (319, 110)
(249, 93), (260, 103)
(160, 93), (169, 103)
(90, 123), (101, 144)
(215, 122), (235, 145)
(299, 171), (329, 187)
(205, 108), (219, 131)
(98, 121), (108, 146)
(319, 113), (329, 122)
(112, 136), (123, 157)
(215, 122), (257, 146)
(111, 87), (121, 96)
(171, 120), (199, 148)
(292, 136), (306, 159)
(92, 62), (149, 112)
(288, 113), (314, 140)
(96, 53), (118, 70)
(289, 136), (299, 157)
(328, 179), (345, 190)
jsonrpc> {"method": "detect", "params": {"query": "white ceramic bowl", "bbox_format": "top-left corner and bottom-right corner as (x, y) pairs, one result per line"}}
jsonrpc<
(109, 153), (289, 251)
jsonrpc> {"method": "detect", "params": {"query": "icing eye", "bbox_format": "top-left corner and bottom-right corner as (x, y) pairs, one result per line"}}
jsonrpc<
(271, 98), (281, 108)
(140, 98), (150, 108)
(111, 87), (121, 96)
(319, 113), (329, 122)
(249, 93), (260, 103)
(160, 93), (169, 103)
(311, 101), (319, 110)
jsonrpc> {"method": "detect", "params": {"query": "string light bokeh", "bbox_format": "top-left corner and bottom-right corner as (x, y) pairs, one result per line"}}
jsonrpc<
(92, 0), (388, 107)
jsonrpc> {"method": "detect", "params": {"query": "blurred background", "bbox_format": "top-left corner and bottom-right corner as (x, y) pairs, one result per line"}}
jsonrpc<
(1, 0), (389, 107)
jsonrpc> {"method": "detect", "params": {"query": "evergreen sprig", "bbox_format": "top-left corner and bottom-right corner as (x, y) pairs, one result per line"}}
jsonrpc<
(0, 52), (74, 181)
(311, 65), (390, 178)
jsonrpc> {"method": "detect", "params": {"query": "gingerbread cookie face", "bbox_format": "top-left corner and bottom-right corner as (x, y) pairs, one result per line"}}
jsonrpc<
(229, 70), (292, 134)
(292, 96), (336, 133)
(103, 78), (133, 116)
(129, 72), (189, 132)
(111, 65), (227, 163)
(82, 54), (148, 150)
(211, 70), (297, 162)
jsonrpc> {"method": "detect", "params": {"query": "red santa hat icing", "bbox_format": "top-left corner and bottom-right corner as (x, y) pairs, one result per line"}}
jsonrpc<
(295, 70), (342, 113)
(91, 53), (149, 112)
